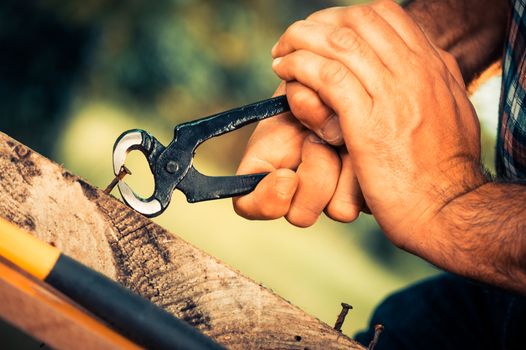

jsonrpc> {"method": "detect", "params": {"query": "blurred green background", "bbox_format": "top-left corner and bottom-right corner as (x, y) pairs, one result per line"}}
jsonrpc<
(0, 0), (500, 343)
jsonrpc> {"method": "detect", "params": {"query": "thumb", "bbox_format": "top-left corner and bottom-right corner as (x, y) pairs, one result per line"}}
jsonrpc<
(233, 168), (298, 220)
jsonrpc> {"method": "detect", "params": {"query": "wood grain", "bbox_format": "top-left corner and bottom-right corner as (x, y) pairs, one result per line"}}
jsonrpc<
(0, 132), (365, 350)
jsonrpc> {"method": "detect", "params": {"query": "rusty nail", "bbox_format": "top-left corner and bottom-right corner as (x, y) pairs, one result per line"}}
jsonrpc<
(368, 324), (384, 350)
(334, 302), (352, 332)
(14, 144), (30, 158)
(104, 165), (132, 194)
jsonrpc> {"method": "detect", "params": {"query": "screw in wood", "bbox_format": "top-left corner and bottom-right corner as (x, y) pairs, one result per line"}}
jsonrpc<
(104, 165), (132, 194)
(368, 324), (384, 350)
(333, 302), (352, 332)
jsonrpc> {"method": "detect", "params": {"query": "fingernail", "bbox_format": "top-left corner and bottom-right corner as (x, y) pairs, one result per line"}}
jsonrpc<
(275, 174), (295, 199)
(320, 114), (343, 145)
(272, 57), (282, 69)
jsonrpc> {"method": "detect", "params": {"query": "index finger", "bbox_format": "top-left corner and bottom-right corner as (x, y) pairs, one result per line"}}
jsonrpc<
(308, 1), (431, 54)
(234, 84), (308, 220)
(236, 111), (308, 174)
(233, 111), (306, 220)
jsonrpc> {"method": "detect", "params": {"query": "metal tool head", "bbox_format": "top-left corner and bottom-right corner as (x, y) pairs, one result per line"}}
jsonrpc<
(112, 96), (290, 217)
(112, 129), (166, 217)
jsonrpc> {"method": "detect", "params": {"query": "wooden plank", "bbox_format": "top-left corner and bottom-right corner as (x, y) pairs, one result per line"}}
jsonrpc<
(0, 132), (364, 350)
(0, 258), (141, 350)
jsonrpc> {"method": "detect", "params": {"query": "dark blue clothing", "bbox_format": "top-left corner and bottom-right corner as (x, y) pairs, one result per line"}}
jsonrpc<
(354, 274), (526, 349)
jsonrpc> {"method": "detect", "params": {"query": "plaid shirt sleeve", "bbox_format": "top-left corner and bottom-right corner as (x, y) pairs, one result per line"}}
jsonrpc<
(497, 0), (526, 179)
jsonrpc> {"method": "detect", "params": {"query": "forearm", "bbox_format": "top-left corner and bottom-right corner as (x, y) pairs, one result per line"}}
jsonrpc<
(427, 182), (526, 294)
(403, 0), (509, 84)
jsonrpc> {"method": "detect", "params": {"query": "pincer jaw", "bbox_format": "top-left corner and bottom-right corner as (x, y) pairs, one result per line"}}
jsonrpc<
(117, 181), (163, 217)
(112, 129), (164, 217)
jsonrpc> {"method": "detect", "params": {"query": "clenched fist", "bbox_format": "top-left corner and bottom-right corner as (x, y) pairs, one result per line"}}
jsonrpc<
(235, 0), (487, 258)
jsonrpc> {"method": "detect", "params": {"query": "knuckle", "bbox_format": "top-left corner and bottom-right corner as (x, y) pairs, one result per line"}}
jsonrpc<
(287, 19), (308, 37)
(320, 61), (349, 87)
(306, 9), (325, 21)
(327, 201), (360, 223)
(405, 54), (430, 79)
(373, 0), (396, 10)
(286, 213), (317, 228)
(288, 88), (322, 119)
(429, 55), (453, 80)
(328, 27), (360, 53)
(345, 5), (375, 21)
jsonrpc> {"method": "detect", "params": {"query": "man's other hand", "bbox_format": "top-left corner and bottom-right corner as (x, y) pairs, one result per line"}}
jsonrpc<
(269, 0), (488, 253)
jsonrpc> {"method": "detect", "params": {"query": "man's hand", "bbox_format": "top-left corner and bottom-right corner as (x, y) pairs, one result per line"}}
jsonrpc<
(233, 83), (366, 227)
(235, 0), (526, 293)
(270, 0), (488, 253)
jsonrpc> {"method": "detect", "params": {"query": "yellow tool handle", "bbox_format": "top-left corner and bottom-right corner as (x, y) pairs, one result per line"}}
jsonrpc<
(0, 217), (60, 280)
(0, 216), (224, 350)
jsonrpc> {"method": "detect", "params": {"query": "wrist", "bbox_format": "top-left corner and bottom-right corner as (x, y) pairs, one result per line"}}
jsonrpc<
(410, 161), (490, 260)
(435, 161), (490, 212)
(423, 180), (526, 292)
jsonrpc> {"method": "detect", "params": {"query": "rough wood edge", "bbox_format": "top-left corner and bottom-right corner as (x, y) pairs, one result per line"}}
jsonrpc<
(0, 132), (365, 350)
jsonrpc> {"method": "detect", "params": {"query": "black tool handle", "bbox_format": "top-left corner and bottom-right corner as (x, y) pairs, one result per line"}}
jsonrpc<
(174, 95), (289, 147)
(177, 166), (267, 202)
(45, 254), (225, 350)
